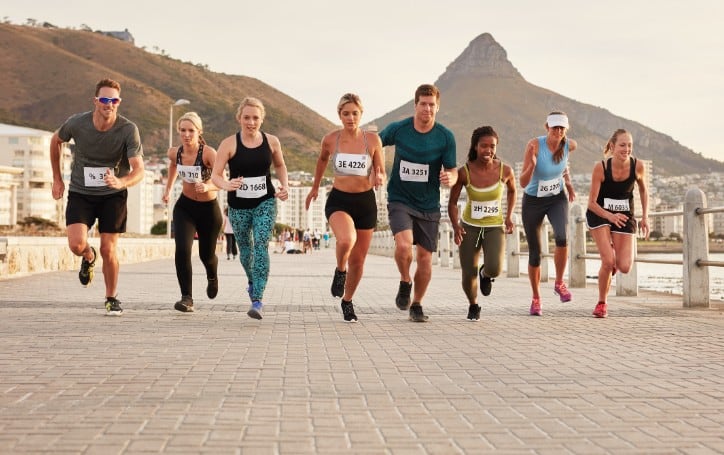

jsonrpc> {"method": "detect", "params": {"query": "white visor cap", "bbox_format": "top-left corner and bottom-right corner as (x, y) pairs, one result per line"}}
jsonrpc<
(547, 114), (569, 128)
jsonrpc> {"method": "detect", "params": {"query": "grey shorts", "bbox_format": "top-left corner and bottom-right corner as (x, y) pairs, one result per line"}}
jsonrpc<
(387, 201), (441, 252)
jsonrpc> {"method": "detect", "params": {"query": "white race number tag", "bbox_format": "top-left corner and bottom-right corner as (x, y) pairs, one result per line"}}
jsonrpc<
(399, 160), (429, 182)
(536, 178), (561, 197)
(335, 153), (368, 176)
(177, 165), (202, 183)
(471, 200), (500, 219)
(83, 167), (110, 187)
(603, 198), (630, 212)
(235, 176), (267, 199)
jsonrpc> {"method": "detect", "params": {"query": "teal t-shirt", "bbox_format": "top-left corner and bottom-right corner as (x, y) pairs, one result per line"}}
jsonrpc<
(379, 117), (456, 213)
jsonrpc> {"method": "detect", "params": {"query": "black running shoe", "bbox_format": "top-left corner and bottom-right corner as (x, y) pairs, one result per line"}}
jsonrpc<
(409, 303), (428, 322)
(207, 277), (218, 299)
(479, 264), (494, 296)
(331, 268), (346, 297)
(79, 246), (96, 287)
(395, 281), (412, 310)
(105, 296), (123, 316)
(467, 304), (481, 321)
(247, 300), (263, 320)
(174, 295), (194, 313)
(341, 299), (357, 323)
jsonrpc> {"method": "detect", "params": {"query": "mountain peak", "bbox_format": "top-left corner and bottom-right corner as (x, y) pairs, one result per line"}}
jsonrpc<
(436, 33), (521, 87)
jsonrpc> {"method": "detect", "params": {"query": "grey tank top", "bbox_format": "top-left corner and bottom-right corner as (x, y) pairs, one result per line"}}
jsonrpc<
(331, 131), (372, 177)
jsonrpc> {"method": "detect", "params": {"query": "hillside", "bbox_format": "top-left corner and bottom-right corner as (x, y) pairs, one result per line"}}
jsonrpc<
(0, 23), (334, 171)
(372, 33), (724, 176)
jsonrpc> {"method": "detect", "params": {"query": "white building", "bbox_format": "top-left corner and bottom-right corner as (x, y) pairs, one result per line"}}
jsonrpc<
(0, 166), (23, 226)
(127, 170), (157, 235)
(0, 124), (70, 224)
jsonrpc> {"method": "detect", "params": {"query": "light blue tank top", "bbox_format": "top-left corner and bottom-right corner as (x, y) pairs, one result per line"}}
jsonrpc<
(524, 136), (569, 197)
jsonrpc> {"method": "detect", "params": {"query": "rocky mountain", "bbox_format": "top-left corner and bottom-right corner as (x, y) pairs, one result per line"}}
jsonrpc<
(0, 23), (334, 171)
(372, 33), (724, 176)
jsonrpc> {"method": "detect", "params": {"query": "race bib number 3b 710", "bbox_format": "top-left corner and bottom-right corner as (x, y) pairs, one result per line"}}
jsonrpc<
(177, 165), (202, 183)
(399, 160), (429, 182)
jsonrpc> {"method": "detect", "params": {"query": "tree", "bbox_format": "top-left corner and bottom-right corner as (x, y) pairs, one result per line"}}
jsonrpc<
(151, 220), (167, 235)
(649, 230), (664, 240)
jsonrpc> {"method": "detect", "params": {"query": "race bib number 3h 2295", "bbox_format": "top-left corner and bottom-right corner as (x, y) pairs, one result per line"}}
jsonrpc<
(471, 200), (500, 220)
(399, 160), (429, 182)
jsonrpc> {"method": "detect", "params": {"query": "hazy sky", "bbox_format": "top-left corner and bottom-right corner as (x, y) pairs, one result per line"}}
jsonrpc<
(5, 0), (724, 161)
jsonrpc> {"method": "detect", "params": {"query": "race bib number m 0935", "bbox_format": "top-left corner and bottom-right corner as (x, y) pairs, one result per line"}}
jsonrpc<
(603, 198), (630, 212)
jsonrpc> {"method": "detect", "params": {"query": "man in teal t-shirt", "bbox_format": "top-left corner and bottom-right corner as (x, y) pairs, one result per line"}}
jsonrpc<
(378, 84), (458, 322)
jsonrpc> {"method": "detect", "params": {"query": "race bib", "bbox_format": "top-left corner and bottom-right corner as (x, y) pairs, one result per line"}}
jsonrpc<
(471, 200), (500, 220)
(536, 177), (561, 197)
(177, 165), (202, 183)
(603, 198), (630, 212)
(335, 153), (368, 176)
(83, 167), (111, 187)
(235, 176), (267, 199)
(399, 160), (429, 182)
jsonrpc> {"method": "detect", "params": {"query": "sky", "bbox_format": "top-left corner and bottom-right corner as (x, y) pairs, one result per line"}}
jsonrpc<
(5, 0), (724, 162)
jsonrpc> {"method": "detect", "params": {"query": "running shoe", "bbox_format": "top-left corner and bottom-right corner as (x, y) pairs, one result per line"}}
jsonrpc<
(341, 299), (357, 323)
(395, 281), (412, 310)
(553, 281), (572, 302)
(479, 264), (494, 296)
(174, 295), (194, 313)
(409, 303), (428, 322)
(246, 282), (254, 301)
(593, 302), (608, 318)
(529, 297), (542, 316)
(331, 268), (346, 298)
(207, 277), (218, 299)
(467, 304), (481, 321)
(79, 246), (97, 287)
(105, 296), (123, 316)
(247, 300), (263, 320)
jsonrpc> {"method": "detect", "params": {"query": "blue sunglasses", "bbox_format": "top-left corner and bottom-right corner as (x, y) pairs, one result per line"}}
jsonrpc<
(96, 97), (121, 105)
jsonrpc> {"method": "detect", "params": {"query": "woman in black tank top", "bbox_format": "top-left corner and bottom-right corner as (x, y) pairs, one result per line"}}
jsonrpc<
(586, 129), (650, 318)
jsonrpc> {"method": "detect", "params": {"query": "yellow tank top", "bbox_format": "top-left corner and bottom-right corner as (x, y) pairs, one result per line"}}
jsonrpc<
(461, 162), (504, 227)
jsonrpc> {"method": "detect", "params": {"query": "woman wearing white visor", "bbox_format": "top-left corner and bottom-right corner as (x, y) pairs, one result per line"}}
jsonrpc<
(519, 111), (577, 316)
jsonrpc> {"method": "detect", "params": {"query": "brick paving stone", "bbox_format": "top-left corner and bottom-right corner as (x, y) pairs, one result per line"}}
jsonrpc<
(1, 247), (723, 453)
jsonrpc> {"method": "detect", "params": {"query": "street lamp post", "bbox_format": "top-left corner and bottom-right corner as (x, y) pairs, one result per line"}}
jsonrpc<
(167, 99), (190, 238)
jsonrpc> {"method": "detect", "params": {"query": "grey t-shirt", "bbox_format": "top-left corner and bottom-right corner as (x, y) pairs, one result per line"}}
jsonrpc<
(57, 111), (143, 196)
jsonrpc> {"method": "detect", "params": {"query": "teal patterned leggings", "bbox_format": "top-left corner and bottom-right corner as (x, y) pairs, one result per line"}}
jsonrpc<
(228, 198), (277, 301)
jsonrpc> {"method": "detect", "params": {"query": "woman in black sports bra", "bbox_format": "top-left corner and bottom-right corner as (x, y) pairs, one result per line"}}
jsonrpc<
(305, 93), (386, 322)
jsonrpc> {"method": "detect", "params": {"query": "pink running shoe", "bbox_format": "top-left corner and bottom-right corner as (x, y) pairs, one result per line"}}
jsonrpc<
(554, 281), (572, 302)
(593, 302), (608, 318)
(529, 298), (542, 316)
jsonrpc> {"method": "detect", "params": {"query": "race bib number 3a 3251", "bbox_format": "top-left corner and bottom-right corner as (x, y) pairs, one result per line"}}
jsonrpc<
(399, 160), (429, 182)
(235, 176), (267, 199)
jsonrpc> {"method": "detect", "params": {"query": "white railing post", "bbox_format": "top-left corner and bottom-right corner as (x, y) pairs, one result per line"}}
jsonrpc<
(506, 214), (521, 278)
(616, 240), (638, 296)
(569, 204), (587, 288)
(439, 221), (452, 268)
(683, 187), (710, 308)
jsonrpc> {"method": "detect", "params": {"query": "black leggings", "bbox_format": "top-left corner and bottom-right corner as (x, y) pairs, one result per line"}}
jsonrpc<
(173, 194), (223, 297)
(521, 192), (568, 267)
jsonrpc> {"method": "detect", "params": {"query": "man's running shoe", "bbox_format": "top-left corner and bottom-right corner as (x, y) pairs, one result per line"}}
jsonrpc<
(331, 268), (346, 298)
(553, 281), (572, 302)
(395, 281), (412, 310)
(409, 303), (428, 322)
(529, 297), (542, 316)
(341, 299), (357, 323)
(79, 246), (97, 287)
(479, 264), (494, 296)
(247, 300), (263, 320)
(105, 296), (123, 316)
(467, 304), (481, 321)
(593, 302), (608, 318)
(174, 295), (194, 313)
(207, 277), (218, 299)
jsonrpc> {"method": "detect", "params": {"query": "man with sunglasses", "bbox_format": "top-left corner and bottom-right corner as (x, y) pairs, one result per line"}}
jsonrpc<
(50, 78), (144, 316)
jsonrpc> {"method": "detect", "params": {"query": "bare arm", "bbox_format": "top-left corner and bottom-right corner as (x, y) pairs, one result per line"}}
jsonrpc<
(108, 155), (145, 189)
(211, 136), (239, 192)
(50, 132), (65, 200)
(447, 166), (466, 246)
(306, 134), (333, 210)
(636, 159), (650, 238)
(268, 134), (289, 201)
(163, 147), (178, 203)
(503, 164), (517, 234)
(519, 139), (538, 188)
(369, 132), (386, 189)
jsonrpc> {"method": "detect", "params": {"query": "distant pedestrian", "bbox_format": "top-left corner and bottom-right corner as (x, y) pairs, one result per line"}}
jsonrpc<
(211, 97), (289, 320)
(50, 78), (144, 316)
(586, 129), (649, 318)
(163, 112), (222, 313)
(305, 93), (385, 322)
(378, 84), (457, 322)
(519, 111), (577, 316)
(448, 126), (516, 321)
(223, 207), (237, 260)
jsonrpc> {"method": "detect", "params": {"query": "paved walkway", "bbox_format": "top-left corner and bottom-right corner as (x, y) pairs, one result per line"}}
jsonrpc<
(1, 246), (723, 454)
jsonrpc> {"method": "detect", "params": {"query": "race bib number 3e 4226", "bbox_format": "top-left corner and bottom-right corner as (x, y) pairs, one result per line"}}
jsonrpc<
(399, 160), (429, 182)
(235, 176), (267, 199)
(335, 153), (368, 176)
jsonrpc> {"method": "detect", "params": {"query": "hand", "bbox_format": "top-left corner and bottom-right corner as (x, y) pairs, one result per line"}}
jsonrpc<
(52, 179), (65, 200)
(374, 169), (385, 189)
(504, 217), (514, 234)
(193, 182), (207, 193)
(276, 185), (289, 201)
(566, 183), (576, 202)
(608, 212), (628, 228)
(305, 188), (318, 210)
(104, 169), (125, 189)
(227, 177), (243, 191)
(439, 168), (452, 187)
(452, 224), (465, 246)
(639, 218), (650, 239)
(162, 192), (169, 204)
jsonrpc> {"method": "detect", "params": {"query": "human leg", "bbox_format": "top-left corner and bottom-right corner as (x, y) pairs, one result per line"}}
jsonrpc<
(196, 201), (222, 299)
(458, 224), (482, 305)
(521, 194), (545, 299)
(343, 228), (373, 301)
(248, 199), (277, 301)
(328, 211), (355, 297)
(172, 200), (196, 298)
(99, 232), (120, 300)
(547, 194), (571, 301)
(591, 226), (615, 303)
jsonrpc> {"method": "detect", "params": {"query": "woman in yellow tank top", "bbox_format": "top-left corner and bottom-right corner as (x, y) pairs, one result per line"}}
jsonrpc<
(448, 126), (516, 321)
